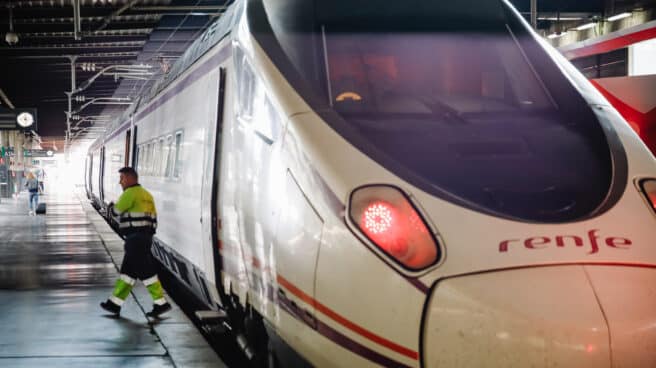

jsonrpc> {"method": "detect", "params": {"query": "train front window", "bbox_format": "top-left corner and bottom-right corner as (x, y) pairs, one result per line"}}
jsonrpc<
(324, 31), (555, 116)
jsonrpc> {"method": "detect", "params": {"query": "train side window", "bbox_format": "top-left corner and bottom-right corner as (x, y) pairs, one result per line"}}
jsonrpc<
(144, 143), (150, 175)
(252, 95), (282, 144)
(135, 145), (141, 173)
(150, 141), (156, 176)
(165, 135), (174, 177)
(235, 51), (281, 143)
(173, 131), (183, 178)
(153, 139), (161, 177)
(142, 143), (148, 176)
(140, 144), (145, 175)
(157, 138), (166, 176)
(140, 143), (146, 175)
(147, 142), (154, 176)
(237, 55), (255, 119)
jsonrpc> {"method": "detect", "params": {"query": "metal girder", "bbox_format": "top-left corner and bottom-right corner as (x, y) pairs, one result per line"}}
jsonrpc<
(94, 0), (142, 32)
(10, 14), (162, 24)
(0, 0), (230, 146)
(131, 5), (228, 12)
(0, 0), (171, 8)
(7, 51), (139, 59)
(0, 40), (146, 49)
(0, 88), (15, 109)
(20, 29), (153, 38)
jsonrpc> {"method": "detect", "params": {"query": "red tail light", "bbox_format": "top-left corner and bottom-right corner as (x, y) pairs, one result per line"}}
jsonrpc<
(640, 179), (656, 212)
(349, 185), (440, 270)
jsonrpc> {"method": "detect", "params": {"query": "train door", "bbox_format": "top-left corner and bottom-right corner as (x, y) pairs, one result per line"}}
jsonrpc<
(85, 154), (92, 196)
(99, 146), (105, 203)
(124, 128), (131, 166)
(199, 67), (227, 305)
(131, 125), (138, 168)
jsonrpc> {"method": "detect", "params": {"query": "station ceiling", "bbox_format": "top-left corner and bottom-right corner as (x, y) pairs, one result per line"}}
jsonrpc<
(0, 0), (652, 150)
(0, 0), (229, 150)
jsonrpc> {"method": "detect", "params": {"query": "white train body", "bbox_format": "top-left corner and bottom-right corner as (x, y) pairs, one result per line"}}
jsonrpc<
(86, 0), (656, 367)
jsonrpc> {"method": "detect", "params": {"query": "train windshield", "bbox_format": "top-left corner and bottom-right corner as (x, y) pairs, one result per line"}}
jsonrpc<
(258, 1), (615, 222)
(325, 32), (556, 116)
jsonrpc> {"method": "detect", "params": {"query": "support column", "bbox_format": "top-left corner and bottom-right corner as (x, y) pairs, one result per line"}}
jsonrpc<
(73, 0), (81, 40)
(13, 132), (24, 197)
(0, 131), (7, 198)
(65, 55), (78, 161)
(531, 0), (538, 30)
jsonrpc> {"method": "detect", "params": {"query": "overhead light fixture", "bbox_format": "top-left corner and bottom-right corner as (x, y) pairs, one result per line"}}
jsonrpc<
(547, 31), (568, 39)
(607, 12), (631, 21)
(539, 16), (583, 21)
(5, 6), (18, 46)
(576, 22), (597, 31)
(79, 62), (97, 72)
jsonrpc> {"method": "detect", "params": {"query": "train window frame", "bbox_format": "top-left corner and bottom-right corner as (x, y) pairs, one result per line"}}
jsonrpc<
(142, 142), (148, 176)
(173, 130), (184, 179)
(149, 141), (156, 176)
(237, 54), (256, 120)
(147, 141), (155, 176)
(139, 143), (147, 176)
(147, 142), (153, 176)
(234, 47), (281, 144)
(135, 145), (141, 173)
(165, 135), (174, 178)
(158, 137), (166, 177)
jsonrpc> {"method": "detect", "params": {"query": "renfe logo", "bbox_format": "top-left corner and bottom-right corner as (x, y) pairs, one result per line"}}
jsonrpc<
(499, 229), (632, 254)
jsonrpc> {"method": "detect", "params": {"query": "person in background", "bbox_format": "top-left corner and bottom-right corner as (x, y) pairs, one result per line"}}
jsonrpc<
(100, 166), (172, 318)
(36, 167), (45, 193)
(24, 172), (39, 216)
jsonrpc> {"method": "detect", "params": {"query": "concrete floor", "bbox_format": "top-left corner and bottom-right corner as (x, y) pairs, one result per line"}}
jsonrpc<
(0, 183), (225, 368)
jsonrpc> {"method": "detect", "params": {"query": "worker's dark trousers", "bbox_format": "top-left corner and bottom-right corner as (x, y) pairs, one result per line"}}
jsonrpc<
(120, 232), (157, 280)
(108, 232), (166, 306)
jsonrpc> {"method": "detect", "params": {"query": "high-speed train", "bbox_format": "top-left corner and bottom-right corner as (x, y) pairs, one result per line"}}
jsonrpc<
(85, 0), (656, 367)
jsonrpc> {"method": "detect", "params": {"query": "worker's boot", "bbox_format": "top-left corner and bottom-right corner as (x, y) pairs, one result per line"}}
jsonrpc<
(100, 299), (121, 316)
(146, 302), (172, 318)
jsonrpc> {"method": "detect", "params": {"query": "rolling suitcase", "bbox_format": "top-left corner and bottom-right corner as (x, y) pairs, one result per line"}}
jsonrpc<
(35, 202), (46, 215)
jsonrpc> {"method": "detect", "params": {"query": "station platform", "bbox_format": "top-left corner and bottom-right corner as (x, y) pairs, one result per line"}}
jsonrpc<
(0, 182), (226, 368)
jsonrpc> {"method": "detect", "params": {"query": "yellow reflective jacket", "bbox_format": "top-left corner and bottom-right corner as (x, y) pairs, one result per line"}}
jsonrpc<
(112, 184), (157, 234)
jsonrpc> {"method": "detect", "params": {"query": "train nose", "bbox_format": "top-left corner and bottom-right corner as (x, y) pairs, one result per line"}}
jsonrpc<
(422, 266), (656, 367)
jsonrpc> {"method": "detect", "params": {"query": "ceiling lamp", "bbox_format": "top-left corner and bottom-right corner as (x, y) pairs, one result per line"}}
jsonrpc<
(576, 22), (597, 31)
(607, 12), (632, 22)
(5, 6), (18, 46)
(547, 31), (568, 39)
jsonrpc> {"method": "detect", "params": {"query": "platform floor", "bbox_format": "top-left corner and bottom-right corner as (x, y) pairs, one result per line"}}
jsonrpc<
(0, 182), (225, 368)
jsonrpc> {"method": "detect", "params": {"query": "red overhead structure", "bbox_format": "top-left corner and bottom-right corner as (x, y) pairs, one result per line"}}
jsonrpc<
(560, 19), (656, 60)
(558, 20), (656, 156)
(590, 76), (656, 155)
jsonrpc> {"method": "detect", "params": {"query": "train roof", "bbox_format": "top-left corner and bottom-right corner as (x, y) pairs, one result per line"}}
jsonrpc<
(92, 1), (242, 148)
(261, 0), (507, 31)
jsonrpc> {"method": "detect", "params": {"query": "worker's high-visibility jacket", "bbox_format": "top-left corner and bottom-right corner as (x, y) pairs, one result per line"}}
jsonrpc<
(112, 184), (157, 235)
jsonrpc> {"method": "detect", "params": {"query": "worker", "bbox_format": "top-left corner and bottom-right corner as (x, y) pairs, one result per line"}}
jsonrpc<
(100, 166), (171, 318)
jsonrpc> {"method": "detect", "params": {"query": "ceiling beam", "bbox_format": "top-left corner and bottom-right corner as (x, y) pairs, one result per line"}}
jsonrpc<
(95, 0), (140, 32)
(20, 28), (153, 37)
(0, 41), (145, 51)
(7, 14), (161, 24)
(130, 6), (228, 12)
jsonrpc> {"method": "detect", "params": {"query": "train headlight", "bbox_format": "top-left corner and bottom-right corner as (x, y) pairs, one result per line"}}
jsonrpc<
(639, 179), (656, 213)
(348, 185), (440, 270)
